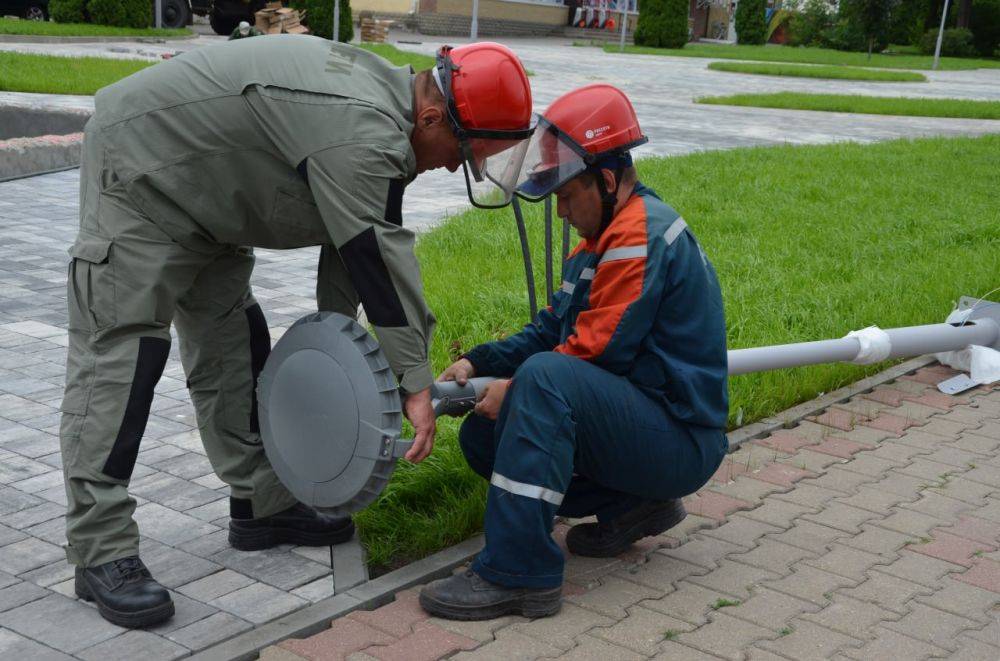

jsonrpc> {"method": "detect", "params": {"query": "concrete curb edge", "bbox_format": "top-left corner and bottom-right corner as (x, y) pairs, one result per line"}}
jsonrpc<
(0, 32), (198, 44)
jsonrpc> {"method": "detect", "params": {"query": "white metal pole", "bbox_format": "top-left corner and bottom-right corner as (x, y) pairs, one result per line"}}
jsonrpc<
(471, 0), (480, 40)
(334, 0), (341, 41)
(619, 0), (628, 52)
(155, 0), (162, 29)
(933, 0), (952, 70)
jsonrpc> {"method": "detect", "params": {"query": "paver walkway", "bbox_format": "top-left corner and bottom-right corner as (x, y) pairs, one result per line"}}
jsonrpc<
(264, 364), (1000, 660)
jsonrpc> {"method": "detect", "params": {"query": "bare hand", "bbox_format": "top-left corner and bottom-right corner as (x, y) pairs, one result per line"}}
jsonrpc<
(437, 358), (475, 386)
(403, 388), (436, 463)
(474, 379), (510, 421)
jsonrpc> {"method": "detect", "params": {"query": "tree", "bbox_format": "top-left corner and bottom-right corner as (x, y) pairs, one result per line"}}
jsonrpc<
(634, 0), (689, 48)
(735, 0), (769, 44)
(840, 0), (896, 57)
(971, 0), (1000, 55)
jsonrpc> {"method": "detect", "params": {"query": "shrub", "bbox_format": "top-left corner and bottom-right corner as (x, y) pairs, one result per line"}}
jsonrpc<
(736, 0), (769, 44)
(887, 0), (928, 46)
(291, 0), (353, 42)
(920, 27), (977, 55)
(971, 0), (1000, 56)
(88, 0), (151, 28)
(49, 0), (87, 23)
(634, 0), (689, 48)
(787, 0), (834, 46)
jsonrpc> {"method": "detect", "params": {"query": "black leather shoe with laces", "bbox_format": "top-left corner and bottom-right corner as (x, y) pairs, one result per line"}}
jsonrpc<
(419, 569), (562, 621)
(75, 556), (174, 628)
(566, 499), (687, 557)
(228, 502), (355, 551)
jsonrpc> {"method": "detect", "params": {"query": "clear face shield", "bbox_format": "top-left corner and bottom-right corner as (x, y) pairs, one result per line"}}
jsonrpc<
(513, 117), (590, 203)
(436, 49), (536, 209)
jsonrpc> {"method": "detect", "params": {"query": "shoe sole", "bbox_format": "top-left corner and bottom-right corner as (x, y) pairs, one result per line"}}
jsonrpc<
(418, 588), (562, 621)
(228, 521), (355, 551)
(568, 505), (687, 558)
(75, 581), (175, 628)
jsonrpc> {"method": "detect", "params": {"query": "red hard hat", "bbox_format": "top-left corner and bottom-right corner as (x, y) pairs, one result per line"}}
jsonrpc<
(440, 42), (532, 134)
(543, 83), (645, 161)
(514, 84), (647, 201)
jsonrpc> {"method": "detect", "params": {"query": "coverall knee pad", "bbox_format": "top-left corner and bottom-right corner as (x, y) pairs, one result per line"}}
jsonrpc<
(458, 413), (496, 479)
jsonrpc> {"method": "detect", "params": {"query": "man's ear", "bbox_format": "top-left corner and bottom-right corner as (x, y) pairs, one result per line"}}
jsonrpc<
(418, 105), (445, 129)
(601, 168), (618, 194)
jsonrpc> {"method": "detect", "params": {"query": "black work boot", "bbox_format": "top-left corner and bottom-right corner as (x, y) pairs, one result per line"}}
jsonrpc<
(228, 501), (355, 551)
(566, 499), (687, 557)
(75, 557), (174, 628)
(419, 569), (562, 621)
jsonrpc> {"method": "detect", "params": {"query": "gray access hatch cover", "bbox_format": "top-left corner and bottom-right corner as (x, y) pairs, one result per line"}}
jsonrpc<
(257, 312), (407, 517)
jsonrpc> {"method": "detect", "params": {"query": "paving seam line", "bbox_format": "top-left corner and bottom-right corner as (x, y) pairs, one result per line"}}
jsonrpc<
(189, 360), (939, 660)
(0, 34), (199, 44)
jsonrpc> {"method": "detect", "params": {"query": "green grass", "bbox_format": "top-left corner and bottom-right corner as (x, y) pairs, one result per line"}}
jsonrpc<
(357, 43), (436, 71)
(0, 51), (153, 94)
(707, 61), (927, 82)
(696, 92), (1000, 120)
(357, 134), (1000, 571)
(712, 598), (742, 609)
(0, 17), (190, 37)
(602, 42), (1000, 71)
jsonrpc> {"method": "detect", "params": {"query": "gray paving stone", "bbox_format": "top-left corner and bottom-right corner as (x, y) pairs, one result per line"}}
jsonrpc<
(178, 569), (255, 602)
(140, 540), (221, 589)
(209, 581), (308, 625)
(19, 559), (74, 588)
(165, 610), (252, 649)
(0, 580), (49, 612)
(147, 591), (219, 635)
(0, 593), (124, 654)
(512, 602), (615, 651)
(0, 537), (64, 575)
(0, 627), (74, 660)
(210, 546), (331, 591)
(76, 630), (189, 661)
(133, 502), (220, 546)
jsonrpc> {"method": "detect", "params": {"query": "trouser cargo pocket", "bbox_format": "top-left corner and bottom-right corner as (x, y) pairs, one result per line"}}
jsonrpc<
(67, 230), (116, 334)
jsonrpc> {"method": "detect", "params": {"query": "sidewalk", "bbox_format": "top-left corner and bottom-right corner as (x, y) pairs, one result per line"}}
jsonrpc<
(264, 363), (1000, 660)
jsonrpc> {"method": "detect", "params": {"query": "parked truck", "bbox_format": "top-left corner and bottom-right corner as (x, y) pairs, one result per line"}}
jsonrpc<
(160, 0), (271, 34)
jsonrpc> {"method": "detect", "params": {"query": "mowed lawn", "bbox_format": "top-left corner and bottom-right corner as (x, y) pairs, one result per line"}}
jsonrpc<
(0, 51), (153, 95)
(0, 44), (433, 95)
(357, 135), (1000, 570)
(707, 61), (927, 82)
(605, 42), (1000, 71)
(697, 92), (1000, 120)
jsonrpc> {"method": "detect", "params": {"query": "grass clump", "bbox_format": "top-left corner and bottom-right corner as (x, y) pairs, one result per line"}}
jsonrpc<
(356, 43), (436, 71)
(0, 51), (153, 95)
(664, 629), (681, 640)
(707, 61), (926, 82)
(356, 135), (1000, 571)
(712, 598), (742, 609)
(0, 17), (190, 37)
(696, 92), (1000, 120)
(602, 42), (1000, 70)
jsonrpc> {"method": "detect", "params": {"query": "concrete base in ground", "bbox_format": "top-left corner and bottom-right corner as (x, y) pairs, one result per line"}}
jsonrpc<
(0, 133), (83, 181)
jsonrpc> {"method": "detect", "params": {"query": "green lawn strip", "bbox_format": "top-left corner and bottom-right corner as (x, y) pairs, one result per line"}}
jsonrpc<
(357, 42), (436, 71)
(602, 42), (1000, 71)
(707, 61), (926, 82)
(0, 18), (191, 37)
(358, 134), (1000, 570)
(0, 51), (153, 95)
(696, 92), (1000, 120)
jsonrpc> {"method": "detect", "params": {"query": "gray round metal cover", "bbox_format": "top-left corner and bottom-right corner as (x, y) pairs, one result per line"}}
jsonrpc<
(257, 312), (404, 517)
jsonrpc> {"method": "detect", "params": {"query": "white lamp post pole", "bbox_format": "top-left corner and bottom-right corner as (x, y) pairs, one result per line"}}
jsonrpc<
(334, 0), (341, 41)
(471, 0), (480, 40)
(155, 0), (162, 29)
(932, 0), (952, 70)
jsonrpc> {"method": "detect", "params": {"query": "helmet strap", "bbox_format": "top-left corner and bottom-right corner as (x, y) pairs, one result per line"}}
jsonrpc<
(592, 165), (624, 236)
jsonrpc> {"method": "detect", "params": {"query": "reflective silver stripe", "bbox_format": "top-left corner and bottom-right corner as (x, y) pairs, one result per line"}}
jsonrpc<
(664, 217), (688, 246)
(561, 281), (575, 294)
(598, 245), (647, 265)
(579, 267), (595, 280)
(491, 472), (565, 505)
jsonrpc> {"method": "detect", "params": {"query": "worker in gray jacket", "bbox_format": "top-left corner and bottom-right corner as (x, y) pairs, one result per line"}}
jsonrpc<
(61, 35), (534, 628)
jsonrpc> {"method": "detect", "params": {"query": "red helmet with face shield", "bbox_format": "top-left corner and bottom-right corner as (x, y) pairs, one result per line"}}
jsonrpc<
(434, 42), (535, 208)
(515, 84), (647, 202)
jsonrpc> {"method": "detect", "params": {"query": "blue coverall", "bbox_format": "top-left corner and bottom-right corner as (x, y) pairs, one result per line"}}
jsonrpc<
(461, 184), (729, 589)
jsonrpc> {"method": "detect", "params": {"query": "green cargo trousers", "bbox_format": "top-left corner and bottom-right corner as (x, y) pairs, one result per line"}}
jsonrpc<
(60, 167), (308, 568)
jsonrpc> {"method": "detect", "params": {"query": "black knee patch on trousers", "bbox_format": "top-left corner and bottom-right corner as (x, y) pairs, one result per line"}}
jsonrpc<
(102, 336), (170, 481)
(246, 303), (271, 434)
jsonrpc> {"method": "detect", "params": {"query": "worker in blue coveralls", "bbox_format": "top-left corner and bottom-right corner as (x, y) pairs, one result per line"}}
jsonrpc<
(419, 84), (730, 621)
